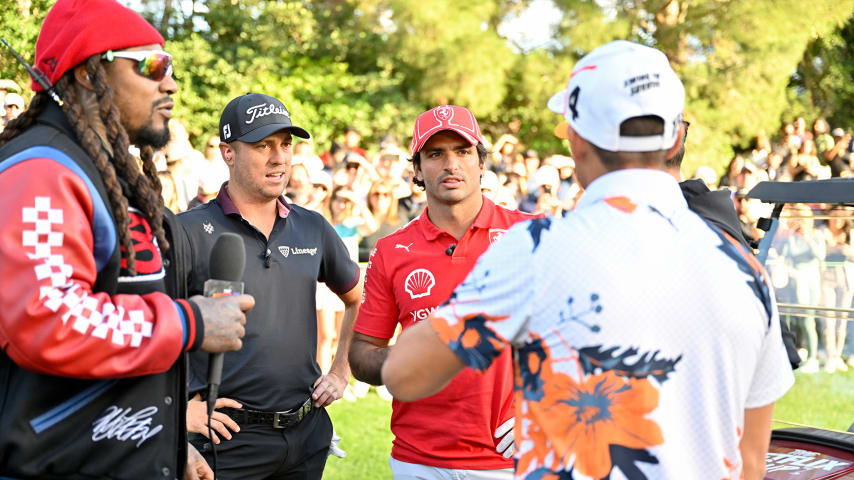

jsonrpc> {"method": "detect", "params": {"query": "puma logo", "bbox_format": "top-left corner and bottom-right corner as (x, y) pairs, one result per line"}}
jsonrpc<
(395, 243), (413, 252)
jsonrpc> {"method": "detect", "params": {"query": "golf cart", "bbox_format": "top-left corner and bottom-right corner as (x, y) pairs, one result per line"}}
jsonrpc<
(747, 178), (854, 479)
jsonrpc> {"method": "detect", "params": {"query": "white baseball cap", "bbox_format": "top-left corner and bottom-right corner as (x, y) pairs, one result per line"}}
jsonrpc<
(533, 165), (559, 190)
(480, 170), (499, 192)
(548, 40), (685, 152)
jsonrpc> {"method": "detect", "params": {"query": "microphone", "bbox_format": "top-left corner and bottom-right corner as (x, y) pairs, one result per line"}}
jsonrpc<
(445, 244), (456, 256)
(203, 233), (245, 417)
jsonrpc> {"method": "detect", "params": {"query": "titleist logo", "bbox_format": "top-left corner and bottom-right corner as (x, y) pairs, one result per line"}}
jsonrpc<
(245, 103), (289, 124)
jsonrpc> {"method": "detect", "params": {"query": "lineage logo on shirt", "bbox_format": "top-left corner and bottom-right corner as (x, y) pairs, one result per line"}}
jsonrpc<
(279, 245), (317, 257)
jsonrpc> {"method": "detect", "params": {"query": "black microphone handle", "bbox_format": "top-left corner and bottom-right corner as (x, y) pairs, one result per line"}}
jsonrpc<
(205, 233), (246, 416)
(207, 353), (224, 416)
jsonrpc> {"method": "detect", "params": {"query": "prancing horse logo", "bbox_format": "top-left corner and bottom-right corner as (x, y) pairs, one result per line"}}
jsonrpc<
(488, 229), (507, 244)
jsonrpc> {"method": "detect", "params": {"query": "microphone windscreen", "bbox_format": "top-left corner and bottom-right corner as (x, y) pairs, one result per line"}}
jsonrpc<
(208, 232), (246, 282)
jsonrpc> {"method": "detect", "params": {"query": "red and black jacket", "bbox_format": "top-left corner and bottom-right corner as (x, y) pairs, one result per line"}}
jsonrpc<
(0, 101), (202, 479)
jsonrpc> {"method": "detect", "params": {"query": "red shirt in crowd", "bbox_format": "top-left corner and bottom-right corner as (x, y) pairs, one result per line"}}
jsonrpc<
(355, 196), (539, 469)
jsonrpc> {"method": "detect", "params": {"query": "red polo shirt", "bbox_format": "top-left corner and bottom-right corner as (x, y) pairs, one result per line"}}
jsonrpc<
(355, 196), (539, 469)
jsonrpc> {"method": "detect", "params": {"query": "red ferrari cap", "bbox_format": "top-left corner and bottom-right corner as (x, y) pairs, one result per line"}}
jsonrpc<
(409, 105), (485, 157)
(32, 0), (164, 92)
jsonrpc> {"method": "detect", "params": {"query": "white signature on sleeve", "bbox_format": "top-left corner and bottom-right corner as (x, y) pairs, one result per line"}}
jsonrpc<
(92, 405), (164, 448)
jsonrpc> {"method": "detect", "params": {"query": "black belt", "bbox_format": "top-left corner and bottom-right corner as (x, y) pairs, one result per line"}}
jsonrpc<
(220, 397), (312, 430)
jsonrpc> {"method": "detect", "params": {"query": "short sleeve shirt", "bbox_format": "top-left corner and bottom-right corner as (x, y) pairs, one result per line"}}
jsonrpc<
(179, 185), (359, 411)
(429, 170), (794, 479)
(355, 196), (538, 469)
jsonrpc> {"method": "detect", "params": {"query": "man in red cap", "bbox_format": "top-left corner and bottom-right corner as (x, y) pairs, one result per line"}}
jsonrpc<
(350, 105), (539, 479)
(0, 1), (253, 479)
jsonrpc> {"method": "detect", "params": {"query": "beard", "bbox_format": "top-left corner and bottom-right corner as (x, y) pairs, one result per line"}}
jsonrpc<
(131, 116), (171, 149)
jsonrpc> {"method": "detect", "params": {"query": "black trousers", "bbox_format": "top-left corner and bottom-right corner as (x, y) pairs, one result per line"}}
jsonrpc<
(190, 406), (332, 480)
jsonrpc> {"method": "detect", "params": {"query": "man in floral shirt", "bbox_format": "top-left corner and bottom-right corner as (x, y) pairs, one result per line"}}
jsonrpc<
(381, 40), (793, 480)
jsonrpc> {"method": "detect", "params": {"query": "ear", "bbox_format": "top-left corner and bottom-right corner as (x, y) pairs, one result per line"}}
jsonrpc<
(665, 122), (686, 160)
(566, 126), (585, 160)
(73, 65), (95, 91)
(221, 143), (235, 167)
(412, 159), (423, 183)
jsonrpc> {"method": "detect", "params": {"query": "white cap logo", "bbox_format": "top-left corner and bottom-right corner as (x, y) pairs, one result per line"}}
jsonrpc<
(488, 229), (506, 244)
(435, 106), (452, 121)
(404, 268), (435, 299)
(245, 103), (290, 125)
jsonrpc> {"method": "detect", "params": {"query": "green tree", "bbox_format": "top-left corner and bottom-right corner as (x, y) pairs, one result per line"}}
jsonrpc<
(545, 0), (854, 176)
(0, 0), (53, 101)
(788, 13), (854, 132)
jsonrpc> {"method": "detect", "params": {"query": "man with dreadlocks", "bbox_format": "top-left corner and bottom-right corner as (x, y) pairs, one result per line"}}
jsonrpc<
(0, 1), (253, 479)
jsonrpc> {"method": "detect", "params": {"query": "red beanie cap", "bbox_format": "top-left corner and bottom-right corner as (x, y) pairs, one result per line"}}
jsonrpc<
(32, 0), (164, 92)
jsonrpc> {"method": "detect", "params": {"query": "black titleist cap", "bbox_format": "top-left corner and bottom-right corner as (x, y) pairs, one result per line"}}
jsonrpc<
(219, 93), (311, 143)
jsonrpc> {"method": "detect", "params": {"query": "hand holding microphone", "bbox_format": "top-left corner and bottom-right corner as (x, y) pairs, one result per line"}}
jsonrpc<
(192, 233), (254, 354)
(191, 232), (252, 426)
(193, 295), (253, 352)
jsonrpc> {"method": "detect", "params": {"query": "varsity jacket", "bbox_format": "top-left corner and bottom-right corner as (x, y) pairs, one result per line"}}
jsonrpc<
(0, 101), (203, 479)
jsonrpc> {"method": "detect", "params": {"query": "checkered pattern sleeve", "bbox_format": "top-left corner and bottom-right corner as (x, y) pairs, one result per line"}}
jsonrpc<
(430, 220), (539, 371)
(0, 157), (187, 378)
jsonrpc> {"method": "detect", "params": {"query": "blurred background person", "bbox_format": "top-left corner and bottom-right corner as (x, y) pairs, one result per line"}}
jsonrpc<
(824, 128), (853, 177)
(491, 133), (521, 173)
(294, 140), (325, 173)
(764, 152), (790, 182)
(397, 167), (428, 221)
(2, 93), (25, 128)
(480, 169), (500, 202)
(321, 141), (347, 171)
(0, 78), (20, 116)
(522, 148), (541, 191)
(820, 208), (854, 373)
(158, 170), (181, 213)
(519, 165), (562, 215)
(286, 159), (313, 205)
(718, 154), (747, 188)
(692, 165), (719, 190)
(186, 173), (220, 210)
(305, 169), (333, 218)
(790, 139), (830, 181)
(343, 126), (367, 159)
(333, 153), (378, 199)
(201, 134), (229, 188)
(358, 180), (406, 262)
(778, 205), (825, 373)
(164, 140), (197, 211)
(316, 187), (376, 379)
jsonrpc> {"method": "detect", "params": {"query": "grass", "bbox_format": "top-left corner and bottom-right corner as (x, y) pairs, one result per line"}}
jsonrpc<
(772, 367), (854, 432)
(324, 389), (394, 479)
(323, 370), (854, 479)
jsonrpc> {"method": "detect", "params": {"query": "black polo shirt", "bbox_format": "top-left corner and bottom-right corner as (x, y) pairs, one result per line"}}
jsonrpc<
(178, 184), (359, 411)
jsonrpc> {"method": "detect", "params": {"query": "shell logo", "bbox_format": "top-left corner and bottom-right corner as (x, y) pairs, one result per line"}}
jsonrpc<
(404, 268), (436, 299)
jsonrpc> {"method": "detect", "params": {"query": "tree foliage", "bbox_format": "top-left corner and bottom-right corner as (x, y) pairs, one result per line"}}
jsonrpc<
(3, 0), (854, 175)
(789, 15), (854, 132)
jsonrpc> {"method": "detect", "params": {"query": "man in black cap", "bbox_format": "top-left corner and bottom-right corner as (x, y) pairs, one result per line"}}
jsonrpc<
(178, 93), (361, 479)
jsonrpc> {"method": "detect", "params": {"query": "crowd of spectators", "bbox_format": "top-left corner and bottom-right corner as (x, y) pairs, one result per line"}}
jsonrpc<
(3, 80), (852, 377)
(699, 116), (854, 375)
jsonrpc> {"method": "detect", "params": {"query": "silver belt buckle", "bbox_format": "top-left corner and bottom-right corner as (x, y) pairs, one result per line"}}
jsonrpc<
(273, 411), (286, 429)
